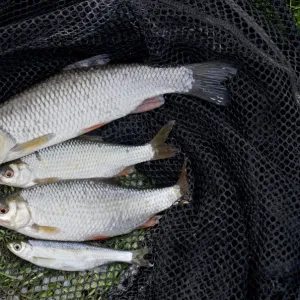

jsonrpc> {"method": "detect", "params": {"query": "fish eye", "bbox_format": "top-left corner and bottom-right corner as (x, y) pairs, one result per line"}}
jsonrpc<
(4, 169), (14, 178)
(0, 207), (9, 214)
(13, 243), (22, 251)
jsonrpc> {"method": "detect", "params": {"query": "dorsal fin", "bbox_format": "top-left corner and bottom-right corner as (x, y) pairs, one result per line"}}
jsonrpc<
(63, 54), (110, 71)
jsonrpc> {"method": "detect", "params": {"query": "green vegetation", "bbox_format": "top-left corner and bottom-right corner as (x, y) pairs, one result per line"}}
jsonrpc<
(0, 172), (150, 299)
(291, 0), (300, 26)
(0, 1), (299, 299)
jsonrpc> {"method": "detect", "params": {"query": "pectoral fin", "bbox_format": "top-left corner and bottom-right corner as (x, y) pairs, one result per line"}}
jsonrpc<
(32, 224), (60, 234)
(32, 256), (56, 263)
(12, 134), (55, 153)
(34, 178), (59, 185)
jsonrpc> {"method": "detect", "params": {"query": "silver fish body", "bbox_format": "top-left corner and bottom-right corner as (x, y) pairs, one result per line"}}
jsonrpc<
(0, 163), (188, 241)
(0, 122), (177, 188)
(7, 240), (150, 271)
(0, 61), (237, 163)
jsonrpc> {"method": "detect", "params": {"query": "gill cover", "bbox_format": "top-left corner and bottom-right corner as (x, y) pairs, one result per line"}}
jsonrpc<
(0, 161), (35, 188)
(0, 195), (31, 230)
(7, 240), (33, 261)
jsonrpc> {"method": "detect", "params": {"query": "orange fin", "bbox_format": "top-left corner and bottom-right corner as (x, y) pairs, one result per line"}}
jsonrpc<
(150, 121), (178, 160)
(12, 134), (55, 153)
(82, 123), (108, 134)
(32, 224), (60, 234)
(137, 215), (162, 229)
(114, 166), (135, 177)
(87, 235), (111, 241)
(131, 96), (165, 114)
(34, 177), (58, 185)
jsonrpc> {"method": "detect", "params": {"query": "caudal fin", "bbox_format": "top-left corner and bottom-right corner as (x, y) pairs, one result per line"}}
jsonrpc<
(177, 158), (189, 197)
(185, 61), (237, 106)
(131, 247), (153, 267)
(150, 121), (178, 160)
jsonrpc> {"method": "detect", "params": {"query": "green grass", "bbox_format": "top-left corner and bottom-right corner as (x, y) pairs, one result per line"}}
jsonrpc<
(0, 172), (151, 299)
(290, 0), (300, 26)
(0, 229), (146, 299)
(0, 1), (300, 299)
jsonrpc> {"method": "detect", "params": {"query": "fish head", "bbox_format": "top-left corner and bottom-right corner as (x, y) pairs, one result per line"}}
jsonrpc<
(0, 194), (31, 230)
(0, 161), (35, 188)
(7, 240), (33, 260)
(0, 131), (12, 163)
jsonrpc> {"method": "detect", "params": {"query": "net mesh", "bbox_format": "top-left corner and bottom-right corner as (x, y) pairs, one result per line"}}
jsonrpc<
(0, 0), (300, 299)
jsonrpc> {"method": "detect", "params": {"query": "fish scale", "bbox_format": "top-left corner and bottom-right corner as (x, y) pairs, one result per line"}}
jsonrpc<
(4, 65), (179, 142)
(20, 179), (180, 241)
(0, 60), (237, 163)
(0, 162), (188, 241)
(7, 240), (151, 271)
(22, 142), (151, 178)
(0, 122), (177, 188)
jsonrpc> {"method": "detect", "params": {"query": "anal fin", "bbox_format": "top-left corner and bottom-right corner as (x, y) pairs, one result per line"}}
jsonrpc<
(131, 96), (165, 114)
(137, 215), (162, 229)
(87, 235), (111, 241)
(81, 123), (108, 134)
(114, 166), (135, 177)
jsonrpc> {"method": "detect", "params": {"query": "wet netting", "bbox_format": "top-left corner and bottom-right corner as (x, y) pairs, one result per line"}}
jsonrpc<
(0, 0), (300, 299)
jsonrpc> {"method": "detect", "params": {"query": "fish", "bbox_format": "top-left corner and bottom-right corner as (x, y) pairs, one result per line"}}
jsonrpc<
(0, 121), (177, 188)
(0, 54), (237, 164)
(0, 159), (188, 241)
(7, 240), (151, 271)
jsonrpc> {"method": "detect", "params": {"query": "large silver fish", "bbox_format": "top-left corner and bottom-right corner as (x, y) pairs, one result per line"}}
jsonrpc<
(0, 55), (237, 164)
(0, 121), (177, 188)
(7, 240), (150, 271)
(0, 160), (188, 241)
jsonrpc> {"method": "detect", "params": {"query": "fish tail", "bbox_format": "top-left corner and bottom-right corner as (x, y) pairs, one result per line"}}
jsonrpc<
(131, 247), (153, 267)
(184, 61), (237, 106)
(151, 121), (178, 160)
(176, 157), (189, 196)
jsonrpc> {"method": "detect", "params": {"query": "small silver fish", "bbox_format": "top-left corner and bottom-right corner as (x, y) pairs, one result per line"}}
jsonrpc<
(0, 160), (188, 241)
(7, 240), (150, 271)
(0, 121), (177, 188)
(0, 55), (237, 164)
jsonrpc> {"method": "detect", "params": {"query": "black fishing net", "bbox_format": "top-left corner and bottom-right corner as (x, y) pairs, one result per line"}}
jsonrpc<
(0, 0), (299, 299)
